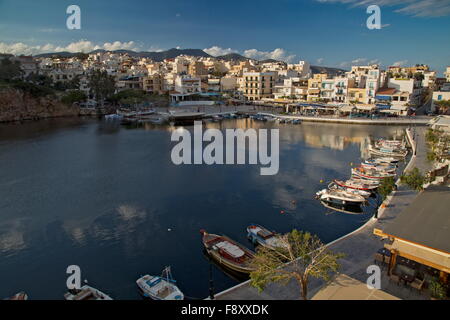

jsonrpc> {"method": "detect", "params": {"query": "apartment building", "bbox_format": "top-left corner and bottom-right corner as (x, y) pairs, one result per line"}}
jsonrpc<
(273, 78), (308, 100)
(142, 74), (164, 94)
(241, 72), (276, 101)
(307, 74), (327, 101)
(445, 67), (450, 83)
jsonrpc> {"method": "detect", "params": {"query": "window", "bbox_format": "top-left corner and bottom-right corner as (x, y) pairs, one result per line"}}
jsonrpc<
(438, 95), (442, 100)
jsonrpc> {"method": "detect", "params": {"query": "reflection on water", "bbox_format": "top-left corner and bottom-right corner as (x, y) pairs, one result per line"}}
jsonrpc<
(0, 118), (406, 299)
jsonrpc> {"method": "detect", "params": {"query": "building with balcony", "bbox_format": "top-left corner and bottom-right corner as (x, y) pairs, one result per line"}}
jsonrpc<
(241, 72), (276, 101)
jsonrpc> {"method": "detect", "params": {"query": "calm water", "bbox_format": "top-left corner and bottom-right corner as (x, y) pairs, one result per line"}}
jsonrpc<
(0, 118), (406, 299)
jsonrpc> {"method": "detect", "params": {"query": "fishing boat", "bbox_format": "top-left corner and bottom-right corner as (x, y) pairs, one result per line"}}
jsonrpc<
(352, 167), (396, 180)
(320, 200), (364, 215)
(367, 157), (400, 164)
(136, 267), (184, 300)
(334, 179), (379, 191)
(292, 119), (301, 124)
(4, 292), (28, 300)
(328, 182), (371, 198)
(368, 144), (407, 158)
(361, 162), (397, 173)
(200, 230), (256, 274)
(316, 188), (366, 205)
(246, 224), (285, 249)
(64, 285), (113, 300)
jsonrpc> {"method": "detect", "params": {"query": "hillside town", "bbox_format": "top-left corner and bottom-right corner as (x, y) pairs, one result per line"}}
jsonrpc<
(1, 50), (450, 117)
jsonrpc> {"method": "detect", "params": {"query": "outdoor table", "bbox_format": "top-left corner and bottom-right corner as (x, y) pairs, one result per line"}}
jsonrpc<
(400, 274), (415, 285)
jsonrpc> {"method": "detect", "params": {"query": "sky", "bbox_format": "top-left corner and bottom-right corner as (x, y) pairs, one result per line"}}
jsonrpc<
(0, 0), (449, 74)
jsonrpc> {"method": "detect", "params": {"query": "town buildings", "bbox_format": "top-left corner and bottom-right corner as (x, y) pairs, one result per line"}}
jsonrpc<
(3, 50), (447, 115)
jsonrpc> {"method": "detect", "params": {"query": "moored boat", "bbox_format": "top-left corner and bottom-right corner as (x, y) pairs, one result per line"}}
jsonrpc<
(316, 188), (366, 205)
(64, 285), (113, 300)
(351, 167), (396, 180)
(4, 292), (28, 300)
(334, 179), (379, 191)
(328, 182), (371, 198)
(246, 224), (285, 249)
(200, 230), (256, 274)
(136, 267), (184, 300)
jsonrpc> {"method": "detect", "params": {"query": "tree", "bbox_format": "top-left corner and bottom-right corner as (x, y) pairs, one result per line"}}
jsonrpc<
(249, 230), (344, 300)
(400, 167), (425, 191)
(88, 70), (116, 106)
(0, 58), (23, 81)
(435, 100), (450, 115)
(413, 72), (424, 81)
(61, 90), (87, 105)
(378, 176), (396, 201)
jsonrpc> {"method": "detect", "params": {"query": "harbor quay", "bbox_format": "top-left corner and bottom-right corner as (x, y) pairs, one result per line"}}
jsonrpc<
(213, 126), (441, 300)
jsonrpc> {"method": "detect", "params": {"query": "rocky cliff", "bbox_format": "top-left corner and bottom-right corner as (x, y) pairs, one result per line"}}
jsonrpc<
(0, 89), (80, 122)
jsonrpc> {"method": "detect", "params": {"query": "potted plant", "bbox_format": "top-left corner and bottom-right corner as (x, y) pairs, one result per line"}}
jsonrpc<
(429, 279), (446, 300)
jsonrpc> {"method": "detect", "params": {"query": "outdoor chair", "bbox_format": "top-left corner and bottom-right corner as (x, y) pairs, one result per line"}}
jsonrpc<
(390, 273), (400, 285)
(374, 253), (384, 265)
(410, 278), (425, 292)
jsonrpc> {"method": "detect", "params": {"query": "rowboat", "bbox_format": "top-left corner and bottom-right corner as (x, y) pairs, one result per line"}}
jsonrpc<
(316, 188), (366, 205)
(136, 267), (184, 300)
(200, 230), (256, 274)
(368, 144), (407, 158)
(352, 167), (396, 180)
(361, 162), (397, 172)
(334, 179), (379, 191)
(4, 292), (28, 300)
(246, 224), (285, 249)
(328, 182), (371, 198)
(320, 200), (364, 215)
(64, 285), (113, 300)
(367, 157), (400, 164)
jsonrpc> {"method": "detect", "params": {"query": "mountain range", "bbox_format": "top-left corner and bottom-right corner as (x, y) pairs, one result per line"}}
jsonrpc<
(35, 48), (346, 76)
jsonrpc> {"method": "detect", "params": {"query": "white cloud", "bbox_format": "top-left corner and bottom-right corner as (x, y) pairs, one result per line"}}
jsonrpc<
(0, 40), (140, 55)
(317, 58), (324, 64)
(339, 57), (382, 67)
(316, 0), (450, 17)
(203, 46), (238, 57)
(392, 60), (408, 66)
(243, 48), (296, 62)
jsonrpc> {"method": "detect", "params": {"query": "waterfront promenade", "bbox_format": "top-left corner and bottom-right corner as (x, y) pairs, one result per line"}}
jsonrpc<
(214, 126), (432, 300)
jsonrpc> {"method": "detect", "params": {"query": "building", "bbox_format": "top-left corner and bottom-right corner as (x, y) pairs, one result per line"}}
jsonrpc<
(142, 74), (164, 94)
(374, 186), (450, 287)
(348, 88), (367, 104)
(445, 67), (450, 83)
(387, 77), (423, 107)
(307, 74), (327, 101)
(431, 89), (450, 113)
(241, 72), (276, 101)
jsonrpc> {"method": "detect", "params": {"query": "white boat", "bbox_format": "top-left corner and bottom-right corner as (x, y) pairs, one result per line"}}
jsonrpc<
(328, 182), (371, 198)
(246, 224), (286, 249)
(352, 167), (396, 180)
(361, 162), (396, 173)
(316, 188), (366, 205)
(368, 157), (400, 164)
(368, 144), (407, 158)
(64, 285), (113, 300)
(4, 292), (28, 300)
(334, 179), (379, 191)
(136, 267), (184, 300)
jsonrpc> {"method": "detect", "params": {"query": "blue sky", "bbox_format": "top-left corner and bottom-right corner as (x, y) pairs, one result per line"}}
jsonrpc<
(0, 0), (449, 74)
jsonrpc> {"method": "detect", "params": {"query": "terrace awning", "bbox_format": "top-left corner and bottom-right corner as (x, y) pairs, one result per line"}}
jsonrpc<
(375, 95), (392, 101)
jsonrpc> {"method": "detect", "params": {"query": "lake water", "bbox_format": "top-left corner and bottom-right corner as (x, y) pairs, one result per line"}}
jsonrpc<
(0, 118), (407, 299)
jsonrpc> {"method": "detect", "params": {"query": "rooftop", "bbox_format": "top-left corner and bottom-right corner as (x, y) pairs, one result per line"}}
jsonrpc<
(383, 185), (450, 254)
